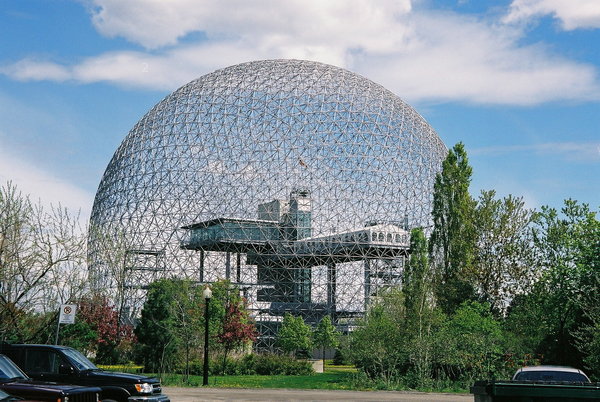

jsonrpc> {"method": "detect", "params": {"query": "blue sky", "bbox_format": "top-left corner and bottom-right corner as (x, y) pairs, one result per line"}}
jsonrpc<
(1, 0), (598, 222)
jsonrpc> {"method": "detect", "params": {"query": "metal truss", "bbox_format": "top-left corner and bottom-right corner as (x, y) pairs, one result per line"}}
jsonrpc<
(88, 59), (447, 349)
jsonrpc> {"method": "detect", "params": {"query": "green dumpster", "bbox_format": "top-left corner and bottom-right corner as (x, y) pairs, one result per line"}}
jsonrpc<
(470, 380), (600, 401)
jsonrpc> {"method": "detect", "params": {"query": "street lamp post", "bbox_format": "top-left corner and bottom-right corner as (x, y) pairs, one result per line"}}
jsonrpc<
(202, 285), (212, 386)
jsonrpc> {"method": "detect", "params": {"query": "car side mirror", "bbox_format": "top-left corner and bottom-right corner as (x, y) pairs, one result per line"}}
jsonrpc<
(58, 363), (74, 375)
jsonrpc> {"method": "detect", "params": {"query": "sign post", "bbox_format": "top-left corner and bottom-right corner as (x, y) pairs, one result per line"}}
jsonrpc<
(54, 304), (77, 345)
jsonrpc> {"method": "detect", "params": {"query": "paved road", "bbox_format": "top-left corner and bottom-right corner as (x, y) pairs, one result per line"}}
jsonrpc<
(163, 386), (472, 401)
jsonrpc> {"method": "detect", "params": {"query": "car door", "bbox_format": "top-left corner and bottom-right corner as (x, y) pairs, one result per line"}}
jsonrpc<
(22, 348), (69, 383)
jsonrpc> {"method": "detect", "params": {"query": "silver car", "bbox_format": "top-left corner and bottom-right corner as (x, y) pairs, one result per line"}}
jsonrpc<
(512, 365), (590, 382)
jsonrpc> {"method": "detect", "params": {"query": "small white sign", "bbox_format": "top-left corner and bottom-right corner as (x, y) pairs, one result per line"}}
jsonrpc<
(59, 304), (77, 324)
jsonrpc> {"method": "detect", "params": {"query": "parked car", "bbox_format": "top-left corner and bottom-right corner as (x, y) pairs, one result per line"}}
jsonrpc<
(0, 388), (35, 401)
(0, 354), (100, 402)
(512, 365), (591, 382)
(0, 344), (169, 402)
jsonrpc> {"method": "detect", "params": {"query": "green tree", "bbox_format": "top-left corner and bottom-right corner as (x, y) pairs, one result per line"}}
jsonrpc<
(404, 228), (439, 387)
(404, 228), (431, 315)
(313, 315), (339, 361)
(577, 320), (600, 381)
(531, 201), (592, 367)
(135, 279), (192, 373)
(468, 191), (535, 315)
(571, 203), (599, 378)
(57, 319), (98, 353)
(437, 301), (506, 385)
(277, 313), (313, 357)
(346, 288), (409, 386)
(506, 200), (597, 369)
(429, 142), (477, 315)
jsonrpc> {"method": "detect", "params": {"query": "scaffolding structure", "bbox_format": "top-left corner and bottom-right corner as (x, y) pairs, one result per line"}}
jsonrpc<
(88, 59), (447, 348)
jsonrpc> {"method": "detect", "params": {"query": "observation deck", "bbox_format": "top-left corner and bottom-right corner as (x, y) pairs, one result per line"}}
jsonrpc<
(180, 218), (409, 265)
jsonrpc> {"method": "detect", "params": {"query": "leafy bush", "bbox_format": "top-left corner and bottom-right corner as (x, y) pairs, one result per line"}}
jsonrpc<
(211, 356), (240, 375)
(346, 292), (410, 385)
(244, 353), (313, 375)
(435, 301), (507, 385)
(187, 358), (230, 376)
(345, 292), (514, 390)
(186, 353), (313, 376)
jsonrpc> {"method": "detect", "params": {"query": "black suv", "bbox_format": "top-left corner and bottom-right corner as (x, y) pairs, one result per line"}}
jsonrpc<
(0, 345), (169, 402)
(0, 353), (100, 402)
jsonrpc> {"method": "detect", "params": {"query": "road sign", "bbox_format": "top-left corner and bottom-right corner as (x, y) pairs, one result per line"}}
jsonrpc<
(59, 304), (77, 324)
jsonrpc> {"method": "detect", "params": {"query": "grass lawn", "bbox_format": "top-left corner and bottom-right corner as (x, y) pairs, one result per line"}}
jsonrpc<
(105, 364), (469, 393)
(159, 364), (359, 390)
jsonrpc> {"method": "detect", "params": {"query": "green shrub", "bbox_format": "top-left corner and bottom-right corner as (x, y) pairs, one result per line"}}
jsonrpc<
(185, 353), (313, 376)
(249, 353), (313, 375)
(211, 356), (240, 375)
(333, 349), (348, 365)
(186, 358), (234, 376)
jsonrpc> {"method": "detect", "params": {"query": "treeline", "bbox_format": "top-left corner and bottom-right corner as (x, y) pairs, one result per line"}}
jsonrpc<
(1, 142), (598, 389)
(342, 143), (599, 389)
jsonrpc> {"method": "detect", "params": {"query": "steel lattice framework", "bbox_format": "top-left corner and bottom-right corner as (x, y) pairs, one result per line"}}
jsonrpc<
(88, 59), (447, 348)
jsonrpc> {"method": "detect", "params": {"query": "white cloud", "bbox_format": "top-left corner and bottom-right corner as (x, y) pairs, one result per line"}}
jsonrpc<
(0, 145), (94, 225)
(72, 44), (269, 90)
(87, 0), (413, 50)
(357, 11), (599, 105)
(1, 1), (599, 104)
(470, 141), (600, 162)
(2, 58), (71, 81)
(504, 0), (600, 30)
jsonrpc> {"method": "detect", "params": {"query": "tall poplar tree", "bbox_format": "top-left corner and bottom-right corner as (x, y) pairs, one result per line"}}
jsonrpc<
(429, 142), (476, 314)
(404, 227), (430, 314)
(405, 227), (438, 385)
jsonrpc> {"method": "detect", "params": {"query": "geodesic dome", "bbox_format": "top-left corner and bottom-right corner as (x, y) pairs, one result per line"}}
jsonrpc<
(88, 59), (447, 346)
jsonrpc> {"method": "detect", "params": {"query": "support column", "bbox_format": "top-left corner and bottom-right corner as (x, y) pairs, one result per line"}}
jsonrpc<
(199, 250), (205, 282)
(364, 259), (371, 310)
(225, 252), (231, 280)
(327, 263), (336, 314)
(236, 253), (241, 283)
(294, 265), (311, 303)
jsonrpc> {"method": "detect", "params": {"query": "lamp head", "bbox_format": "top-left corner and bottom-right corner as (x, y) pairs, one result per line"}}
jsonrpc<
(203, 286), (212, 300)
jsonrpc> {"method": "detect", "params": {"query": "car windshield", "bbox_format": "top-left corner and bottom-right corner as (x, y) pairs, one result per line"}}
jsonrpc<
(61, 348), (98, 371)
(0, 355), (28, 381)
(515, 370), (589, 382)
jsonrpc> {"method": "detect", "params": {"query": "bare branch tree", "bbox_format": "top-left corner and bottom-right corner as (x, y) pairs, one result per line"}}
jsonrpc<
(0, 181), (87, 342)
